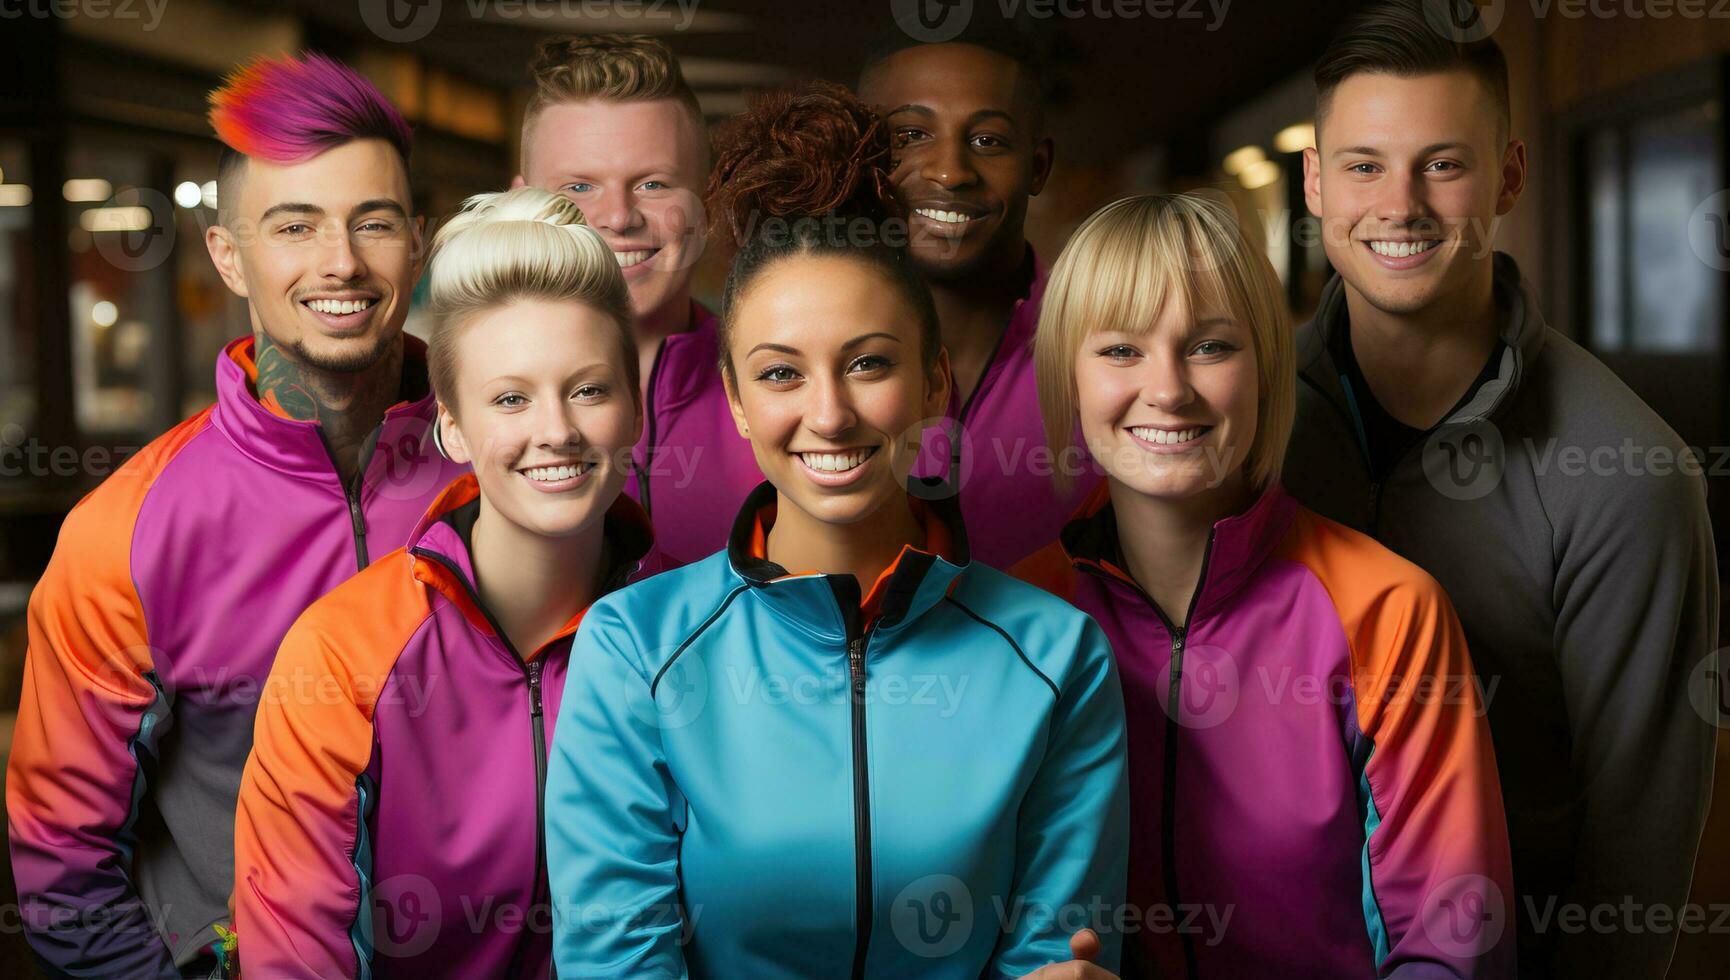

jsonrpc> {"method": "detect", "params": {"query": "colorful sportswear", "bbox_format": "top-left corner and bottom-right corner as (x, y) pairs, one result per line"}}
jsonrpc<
(1014, 482), (1516, 978)
(625, 301), (764, 567)
(233, 473), (654, 978)
(1285, 253), (1718, 979)
(914, 248), (1100, 569)
(545, 481), (1131, 978)
(7, 336), (467, 976)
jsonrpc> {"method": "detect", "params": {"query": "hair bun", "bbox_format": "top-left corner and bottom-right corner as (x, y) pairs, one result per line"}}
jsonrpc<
(706, 81), (900, 247)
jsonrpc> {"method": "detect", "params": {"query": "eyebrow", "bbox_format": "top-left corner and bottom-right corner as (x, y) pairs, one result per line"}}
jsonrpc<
(884, 104), (1020, 130)
(1331, 141), (1471, 159)
(258, 199), (408, 223)
(746, 332), (904, 358)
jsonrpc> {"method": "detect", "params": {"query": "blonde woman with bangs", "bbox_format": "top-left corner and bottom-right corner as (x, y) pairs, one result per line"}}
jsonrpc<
(234, 186), (659, 978)
(1013, 194), (1516, 978)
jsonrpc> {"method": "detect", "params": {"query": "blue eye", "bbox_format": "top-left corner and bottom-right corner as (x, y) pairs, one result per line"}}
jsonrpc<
(1098, 345), (1139, 361)
(494, 393), (527, 407)
(564, 182), (594, 194)
(1192, 340), (1235, 358)
(574, 384), (608, 400)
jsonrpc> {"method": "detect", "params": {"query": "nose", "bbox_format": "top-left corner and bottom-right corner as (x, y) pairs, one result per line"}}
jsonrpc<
(805, 375), (858, 440)
(1375, 168), (1424, 226)
(585, 183), (641, 235)
(918, 133), (979, 191)
(532, 395), (585, 453)
(318, 220), (366, 281)
(1141, 350), (1195, 415)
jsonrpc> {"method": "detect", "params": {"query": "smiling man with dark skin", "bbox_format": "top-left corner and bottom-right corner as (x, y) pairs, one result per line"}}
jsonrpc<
(858, 33), (1098, 569)
(1284, 4), (1718, 978)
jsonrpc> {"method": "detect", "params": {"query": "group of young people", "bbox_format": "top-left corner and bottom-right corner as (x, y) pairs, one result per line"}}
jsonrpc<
(7, 1), (1718, 978)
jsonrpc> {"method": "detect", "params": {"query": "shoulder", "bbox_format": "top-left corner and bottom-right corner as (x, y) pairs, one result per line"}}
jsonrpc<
(1007, 540), (1080, 600)
(275, 547), (432, 705)
(580, 551), (747, 679)
(1514, 329), (1707, 523)
(948, 563), (1106, 698)
(1277, 506), (1454, 630)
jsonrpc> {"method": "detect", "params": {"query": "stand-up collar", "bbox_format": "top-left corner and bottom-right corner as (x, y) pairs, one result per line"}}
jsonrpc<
(406, 474), (656, 655)
(1058, 480), (1297, 622)
(210, 334), (442, 486)
(1298, 251), (1548, 427)
(724, 479), (971, 642)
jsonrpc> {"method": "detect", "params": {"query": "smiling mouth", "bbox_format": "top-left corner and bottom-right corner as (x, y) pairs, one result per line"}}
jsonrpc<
(913, 208), (982, 226)
(520, 461), (595, 483)
(1129, 425), (1211, 446)
(796, 447), (878, 473)
(302, 297), (379, 316)
(1366, 239), (1440, 259)
(612, 247), (661, 269)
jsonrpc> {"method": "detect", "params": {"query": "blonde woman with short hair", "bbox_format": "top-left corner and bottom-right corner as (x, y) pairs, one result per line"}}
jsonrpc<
(1014, 193), (1516, 978)
(233, 186), (658, 978)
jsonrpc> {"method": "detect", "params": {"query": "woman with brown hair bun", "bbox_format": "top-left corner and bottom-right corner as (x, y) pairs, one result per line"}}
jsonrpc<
(544, 82), (1131, 979)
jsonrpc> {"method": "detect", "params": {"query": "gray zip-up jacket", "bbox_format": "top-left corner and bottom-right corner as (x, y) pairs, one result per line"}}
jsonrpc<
(1285, 252), (1719, 980)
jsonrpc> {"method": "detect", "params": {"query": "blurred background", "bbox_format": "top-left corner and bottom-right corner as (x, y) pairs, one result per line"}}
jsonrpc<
(1, 0), (1728, 974)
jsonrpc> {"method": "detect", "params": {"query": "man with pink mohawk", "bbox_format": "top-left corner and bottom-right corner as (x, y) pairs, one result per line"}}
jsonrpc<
(7, 52), (466, 977)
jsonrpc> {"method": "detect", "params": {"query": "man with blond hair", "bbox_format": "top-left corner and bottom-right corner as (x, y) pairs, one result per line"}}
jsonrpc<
(516, 34), (760, 566)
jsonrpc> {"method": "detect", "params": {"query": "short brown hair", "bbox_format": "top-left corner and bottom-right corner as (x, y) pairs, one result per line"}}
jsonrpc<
(1314, 0), (1511, 140)
(522, 34), (705, 162)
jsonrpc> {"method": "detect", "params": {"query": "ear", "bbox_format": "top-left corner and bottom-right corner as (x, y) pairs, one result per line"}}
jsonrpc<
(410, 214), (429, 277)
(925, 346), (953, 418)
(724, 370), (751, 440)
(1028, 136), (1055, 198)
(510, 173), (526, 190)
(205, 224), (250, 298)
(438, 402), (474, 466)
(1302, 146), (1323, 218)
(1496, 138), (1528, 216)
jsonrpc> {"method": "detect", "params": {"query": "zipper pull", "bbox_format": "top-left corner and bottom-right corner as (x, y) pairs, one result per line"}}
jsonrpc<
(848, 637), (867, 693)
(527, 661), (544, 718)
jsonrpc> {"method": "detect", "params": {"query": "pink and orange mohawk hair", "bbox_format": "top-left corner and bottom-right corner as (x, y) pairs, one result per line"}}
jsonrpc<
(207, 52), (412, 167)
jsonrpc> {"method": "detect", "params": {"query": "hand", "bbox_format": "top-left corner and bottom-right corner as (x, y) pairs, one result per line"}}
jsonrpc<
(1018, 928), (1119, 979)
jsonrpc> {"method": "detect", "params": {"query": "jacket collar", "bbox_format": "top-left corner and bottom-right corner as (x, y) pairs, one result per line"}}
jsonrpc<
(652, 302), (723, 415)
(1298, 251), (1547, 427)
(724, 479), (971, 642)
(406, 474), (656, 657)
(1058, 479), (1297, 623)
(210, 334), (442, 486)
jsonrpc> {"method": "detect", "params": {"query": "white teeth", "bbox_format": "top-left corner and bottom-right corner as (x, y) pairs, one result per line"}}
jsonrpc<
(1368, 240), (1439, 258)
(613, 250), (655, 268)
(306, 298), (376, 315)
(799, 449), (872, 472)
(1131, 426), (1206, 446)
(523, 463), (593, 482)
(915, 208), (973, 225)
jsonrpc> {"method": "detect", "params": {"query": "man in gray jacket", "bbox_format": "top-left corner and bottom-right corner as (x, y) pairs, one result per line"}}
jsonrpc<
(1285, 3), (1719, 977)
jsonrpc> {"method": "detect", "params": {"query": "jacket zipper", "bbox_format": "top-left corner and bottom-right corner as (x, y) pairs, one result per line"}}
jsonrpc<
(1076, 531), (1213, 980)
(635, 337), (669, 519)
(320, 426), (384, 571)
(848, 628), (875, 980)
(409, 549), (555, 978)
